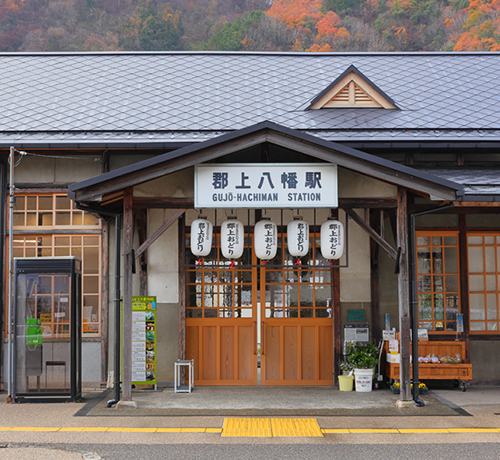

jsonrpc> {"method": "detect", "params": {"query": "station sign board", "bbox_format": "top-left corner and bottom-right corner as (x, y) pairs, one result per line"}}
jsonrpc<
(195, 163), (338, 208)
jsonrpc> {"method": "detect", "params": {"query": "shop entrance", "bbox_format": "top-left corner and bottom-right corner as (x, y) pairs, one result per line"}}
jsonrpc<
(185, 221), (334, 386)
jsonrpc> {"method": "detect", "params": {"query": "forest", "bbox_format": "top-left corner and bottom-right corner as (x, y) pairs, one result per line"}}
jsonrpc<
(0, 0), (499, 52)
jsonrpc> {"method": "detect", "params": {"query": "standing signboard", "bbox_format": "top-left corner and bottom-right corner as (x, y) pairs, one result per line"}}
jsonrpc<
(131, 296), (157, 385)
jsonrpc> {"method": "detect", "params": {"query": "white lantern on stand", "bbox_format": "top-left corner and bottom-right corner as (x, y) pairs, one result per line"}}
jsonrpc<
(220, 218), (244, 259)
(321, 218), (344, 260)
(254, 218), (278, 261)
(287, 217), (309, 257)
(190, 217), (213, 257)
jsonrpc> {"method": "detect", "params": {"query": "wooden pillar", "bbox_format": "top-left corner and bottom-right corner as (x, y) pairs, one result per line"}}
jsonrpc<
(459, 213), (470, 362)
(370, 210), (381, 344)
(397, 187), (411, 401)
(122, 187), (134, 401)
(332, 209), (341, 386)
(178, 213), (186, 361)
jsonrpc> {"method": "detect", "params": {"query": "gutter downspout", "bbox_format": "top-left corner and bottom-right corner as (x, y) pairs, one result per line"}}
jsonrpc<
(73, 202), (122, 408)
(410, 201), (455, 407)
(0, 161), (5, 391)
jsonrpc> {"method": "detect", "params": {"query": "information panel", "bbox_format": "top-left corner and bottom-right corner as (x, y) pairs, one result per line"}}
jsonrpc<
(131, 296), (157, 385)
(195, 163), (338, 208)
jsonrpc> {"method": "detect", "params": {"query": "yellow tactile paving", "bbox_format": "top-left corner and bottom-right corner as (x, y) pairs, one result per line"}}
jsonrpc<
(222, 418), (273, 437)
(271, 418), (323, 437)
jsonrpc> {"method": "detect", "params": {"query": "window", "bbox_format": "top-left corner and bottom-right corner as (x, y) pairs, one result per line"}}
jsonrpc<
(416, 232), (460, 332)
(7, 194), (102, 337)
(467, 233), (500, 333)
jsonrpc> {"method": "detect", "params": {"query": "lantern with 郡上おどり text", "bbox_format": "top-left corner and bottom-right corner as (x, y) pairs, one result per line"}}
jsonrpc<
(220, 218), (244, 259)
(254, 218), (278, 260)
(321, 219), (344, 260)
(287, 217), (309, 257)
(190, 217), (213, 257)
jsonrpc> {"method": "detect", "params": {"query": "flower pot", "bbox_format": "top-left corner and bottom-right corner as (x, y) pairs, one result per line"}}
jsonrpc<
(354, 368), (373, 392)
(338, 374), (354, 391)
(391, 385), (400, 394)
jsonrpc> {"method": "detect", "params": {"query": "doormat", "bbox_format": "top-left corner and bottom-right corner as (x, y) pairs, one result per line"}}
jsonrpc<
(75, 389), (471, 417)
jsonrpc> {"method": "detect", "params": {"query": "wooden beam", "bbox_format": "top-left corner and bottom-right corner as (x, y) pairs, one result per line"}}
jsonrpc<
(344, 208), (398, 260)
(74, 133), (267, 202)
(265, 131), (458, 201)
(134, 196), (396, 210)
(134, 209), (186, 260)
(339, 197), (397, 208)
(122, 187), (134, 401)
(134, 197), (194, 209)
(397, 187), (411, 402)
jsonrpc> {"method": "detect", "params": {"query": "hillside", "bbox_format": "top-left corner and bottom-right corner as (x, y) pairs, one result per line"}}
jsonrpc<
(0, 0), (499, 52)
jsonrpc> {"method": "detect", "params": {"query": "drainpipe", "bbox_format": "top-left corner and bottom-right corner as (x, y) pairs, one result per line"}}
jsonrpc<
(0, 161), (5, 390)
(410, 201), (455, 407)
(73, 202), (122, 407)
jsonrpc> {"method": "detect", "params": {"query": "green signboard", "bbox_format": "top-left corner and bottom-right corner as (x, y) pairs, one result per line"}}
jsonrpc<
(131, 296), (157, 385)
(348, 309), (365, 322)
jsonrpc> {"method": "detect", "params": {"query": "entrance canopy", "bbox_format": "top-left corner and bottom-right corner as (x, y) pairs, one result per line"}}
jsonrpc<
(68, 121), (464, 210)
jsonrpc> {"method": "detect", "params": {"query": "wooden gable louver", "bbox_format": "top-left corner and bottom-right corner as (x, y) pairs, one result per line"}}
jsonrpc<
(308, 65), (397, 110)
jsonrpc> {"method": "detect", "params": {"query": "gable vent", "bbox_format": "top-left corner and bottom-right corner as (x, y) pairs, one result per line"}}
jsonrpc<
(308, 65), (397, 110)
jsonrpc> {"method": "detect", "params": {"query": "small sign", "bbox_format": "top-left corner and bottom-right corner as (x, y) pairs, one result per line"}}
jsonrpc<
(348, 309), (365, 322)
(382, 330), (396, 341)
(389, 339), (399, 353)
(344, 324), (369, 343)
(457, 314), (464, 333)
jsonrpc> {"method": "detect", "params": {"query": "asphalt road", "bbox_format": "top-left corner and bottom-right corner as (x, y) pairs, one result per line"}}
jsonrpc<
(4, 442), (500, 460)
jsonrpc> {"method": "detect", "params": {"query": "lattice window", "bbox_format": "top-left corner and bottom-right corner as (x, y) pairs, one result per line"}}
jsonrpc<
(416, 232), (460, 333)
(6, 193), (102, 337)
(467, 233), (500, 333)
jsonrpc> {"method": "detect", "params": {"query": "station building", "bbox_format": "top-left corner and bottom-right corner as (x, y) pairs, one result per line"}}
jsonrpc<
(1, 52), (500, 397)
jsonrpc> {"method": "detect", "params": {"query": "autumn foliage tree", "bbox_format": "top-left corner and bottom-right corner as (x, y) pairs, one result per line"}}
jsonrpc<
(452, 0), (500, 50)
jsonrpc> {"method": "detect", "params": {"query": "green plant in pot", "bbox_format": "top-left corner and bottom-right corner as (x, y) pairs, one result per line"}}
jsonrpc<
(348, 343), (379, 370)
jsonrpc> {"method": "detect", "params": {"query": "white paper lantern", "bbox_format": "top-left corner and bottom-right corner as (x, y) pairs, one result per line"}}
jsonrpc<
(321, 219), (344, 260)
(220, 218), (244, 259)
(254, 218), (278, 260)
(190, 217), (213, 257)
(287, 218), (309, 257)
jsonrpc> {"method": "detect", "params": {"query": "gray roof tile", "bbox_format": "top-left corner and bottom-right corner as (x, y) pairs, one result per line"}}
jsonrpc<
(1, 52), (500, 144)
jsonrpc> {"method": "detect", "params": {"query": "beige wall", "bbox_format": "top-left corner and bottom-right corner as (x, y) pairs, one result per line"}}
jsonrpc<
(14, 155), (102, 183)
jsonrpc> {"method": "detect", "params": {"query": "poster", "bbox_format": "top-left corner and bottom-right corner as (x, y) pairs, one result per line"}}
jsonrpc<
(131, 296), (157, 385)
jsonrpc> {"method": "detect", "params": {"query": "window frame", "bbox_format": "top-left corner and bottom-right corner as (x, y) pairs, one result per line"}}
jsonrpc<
(467, 232), (500, 335)
(415, 231), (461, 334)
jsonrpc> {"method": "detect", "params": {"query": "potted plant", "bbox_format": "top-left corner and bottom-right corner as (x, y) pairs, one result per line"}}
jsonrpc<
(348, 343), (380, 392)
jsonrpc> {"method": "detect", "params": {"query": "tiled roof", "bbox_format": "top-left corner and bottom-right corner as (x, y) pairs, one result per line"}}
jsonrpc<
(1, 52), (500, 145)
(423, 169), (500, 197)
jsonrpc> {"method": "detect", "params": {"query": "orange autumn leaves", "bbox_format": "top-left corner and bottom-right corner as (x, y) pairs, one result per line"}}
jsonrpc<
(452, 0), (500, 50)
(267, 0), (500, 52)
(267, 0), (349, 51)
